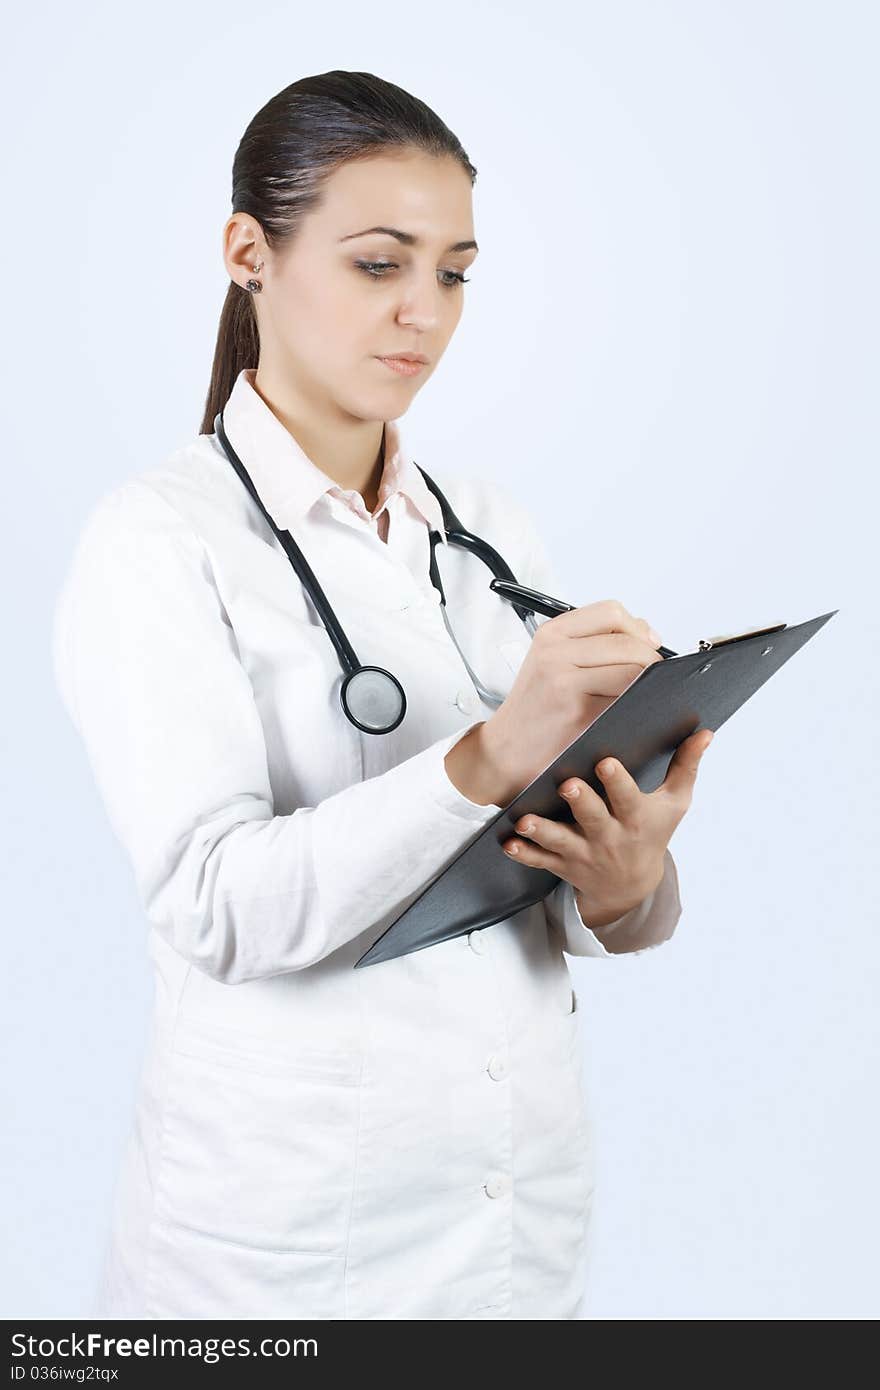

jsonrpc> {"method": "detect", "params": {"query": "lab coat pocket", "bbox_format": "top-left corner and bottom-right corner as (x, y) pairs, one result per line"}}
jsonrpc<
(153, 1017), (362, 1257)
(145, 1218), (347, 1320)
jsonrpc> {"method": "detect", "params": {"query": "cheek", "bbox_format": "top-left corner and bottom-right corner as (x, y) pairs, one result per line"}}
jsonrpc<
(274, 269), (355, 346)
(439, 298), (464, 341)
(317, 287), (385, 364)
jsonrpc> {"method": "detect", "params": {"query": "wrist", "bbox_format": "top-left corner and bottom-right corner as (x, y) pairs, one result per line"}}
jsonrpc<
(574, 890), (632, 931)
(574, 864), (664, 930)
(444, 719), (521, 808)
(473, 714), (524, 806)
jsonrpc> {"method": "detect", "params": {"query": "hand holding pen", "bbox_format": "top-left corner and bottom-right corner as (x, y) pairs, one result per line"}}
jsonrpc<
(490, 579), (678, 658)
(450, 589), (694, 813)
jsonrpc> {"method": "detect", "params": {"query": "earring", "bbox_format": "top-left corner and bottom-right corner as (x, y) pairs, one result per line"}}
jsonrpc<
(246, 258), (263, 293)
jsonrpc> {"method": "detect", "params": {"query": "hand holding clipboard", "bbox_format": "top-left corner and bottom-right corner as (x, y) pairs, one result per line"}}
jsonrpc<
(356, 588), (837, 967)
(481, 587), (767, 930)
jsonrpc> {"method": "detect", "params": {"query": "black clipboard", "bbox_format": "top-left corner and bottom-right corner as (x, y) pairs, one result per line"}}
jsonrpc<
(354, 609), (837, 968)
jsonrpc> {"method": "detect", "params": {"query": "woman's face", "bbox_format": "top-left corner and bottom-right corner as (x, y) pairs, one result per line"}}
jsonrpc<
(230, 149), (478, 421)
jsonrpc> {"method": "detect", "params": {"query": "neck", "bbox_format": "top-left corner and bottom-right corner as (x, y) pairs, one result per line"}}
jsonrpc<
(251, 364), (386, 509)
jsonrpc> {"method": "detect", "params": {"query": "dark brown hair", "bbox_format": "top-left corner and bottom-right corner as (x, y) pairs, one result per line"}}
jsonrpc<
(199, 70), (478, 435)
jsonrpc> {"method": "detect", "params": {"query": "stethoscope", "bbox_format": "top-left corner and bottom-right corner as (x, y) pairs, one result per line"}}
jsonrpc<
(214, 409), (547, 736)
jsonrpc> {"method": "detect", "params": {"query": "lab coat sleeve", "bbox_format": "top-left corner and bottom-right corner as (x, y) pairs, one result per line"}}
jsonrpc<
(542, 848), (681, 957)
(51, 481), (502, 985)
(488, 484), (683, 959)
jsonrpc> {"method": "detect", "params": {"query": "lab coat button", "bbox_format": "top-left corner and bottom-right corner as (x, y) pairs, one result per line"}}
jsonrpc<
(455, 688), (476, 713)
(484, 1173), (511, 1199)
(467, 929), (486, 954)
(487, 1053), (508, 1081)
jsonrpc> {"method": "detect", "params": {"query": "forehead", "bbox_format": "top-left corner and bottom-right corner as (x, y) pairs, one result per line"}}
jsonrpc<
(312, 150), (475, 245)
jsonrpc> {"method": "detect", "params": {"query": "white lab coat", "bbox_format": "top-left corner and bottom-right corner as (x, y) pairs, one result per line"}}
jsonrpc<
(52, 368), (682, 1320)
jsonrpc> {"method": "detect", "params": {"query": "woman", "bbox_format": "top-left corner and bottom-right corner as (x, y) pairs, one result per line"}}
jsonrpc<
(52, 70), (710, 1320)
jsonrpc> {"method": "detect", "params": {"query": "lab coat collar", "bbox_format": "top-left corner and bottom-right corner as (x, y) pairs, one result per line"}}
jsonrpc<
(217, 367), (448, 545)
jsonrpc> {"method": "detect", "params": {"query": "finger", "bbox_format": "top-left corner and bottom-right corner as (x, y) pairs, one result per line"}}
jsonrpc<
(635, 616), (664, 648)
(557, 775), (612, 829)
(512, 811), (585, 857)
(501, 832), (567, 874)
(661, 729), (714, 800)
(547, 597), (658, 647)
(567, 633), (664, 671)
(590, 756), (643, 823)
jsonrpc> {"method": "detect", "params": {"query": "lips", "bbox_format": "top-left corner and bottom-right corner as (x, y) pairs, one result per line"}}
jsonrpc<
(377, 356), (427, 376)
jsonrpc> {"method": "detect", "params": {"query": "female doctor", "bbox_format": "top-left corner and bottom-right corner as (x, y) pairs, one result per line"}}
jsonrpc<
(52, 70), (712, 1321)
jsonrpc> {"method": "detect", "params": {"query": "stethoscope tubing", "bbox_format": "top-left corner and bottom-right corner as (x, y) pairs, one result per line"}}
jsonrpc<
(214, 408), (536, 673)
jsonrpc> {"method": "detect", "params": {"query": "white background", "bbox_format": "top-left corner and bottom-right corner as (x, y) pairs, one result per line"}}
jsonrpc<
(3, 0), (877, 1319)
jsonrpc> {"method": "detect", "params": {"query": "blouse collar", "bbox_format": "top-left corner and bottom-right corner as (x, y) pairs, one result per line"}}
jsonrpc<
(215, 367), (448, 544)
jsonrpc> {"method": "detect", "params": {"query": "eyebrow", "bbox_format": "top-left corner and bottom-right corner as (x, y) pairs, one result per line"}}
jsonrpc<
(338, 225), (479, 254)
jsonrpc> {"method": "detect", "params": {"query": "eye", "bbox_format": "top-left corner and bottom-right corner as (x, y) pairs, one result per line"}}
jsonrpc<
(354, 260), (470, 289)
(439, 269), (470, 288)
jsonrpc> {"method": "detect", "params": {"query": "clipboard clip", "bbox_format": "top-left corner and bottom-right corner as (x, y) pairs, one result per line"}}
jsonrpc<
(697, 621), (787, 652)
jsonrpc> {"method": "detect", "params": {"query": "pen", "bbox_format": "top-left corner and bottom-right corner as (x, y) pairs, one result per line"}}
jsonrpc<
(490, 579), (679, 659)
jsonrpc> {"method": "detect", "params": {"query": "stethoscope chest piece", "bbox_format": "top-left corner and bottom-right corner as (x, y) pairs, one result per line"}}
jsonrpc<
(341, 665), (407, 735)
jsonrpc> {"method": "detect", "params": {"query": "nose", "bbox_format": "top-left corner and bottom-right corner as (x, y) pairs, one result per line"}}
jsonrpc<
(395, 276), (450, 332)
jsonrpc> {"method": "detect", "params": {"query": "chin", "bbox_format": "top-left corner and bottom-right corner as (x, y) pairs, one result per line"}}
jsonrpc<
(346, 383), (420, 420)
(336, 394), (397, 425)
